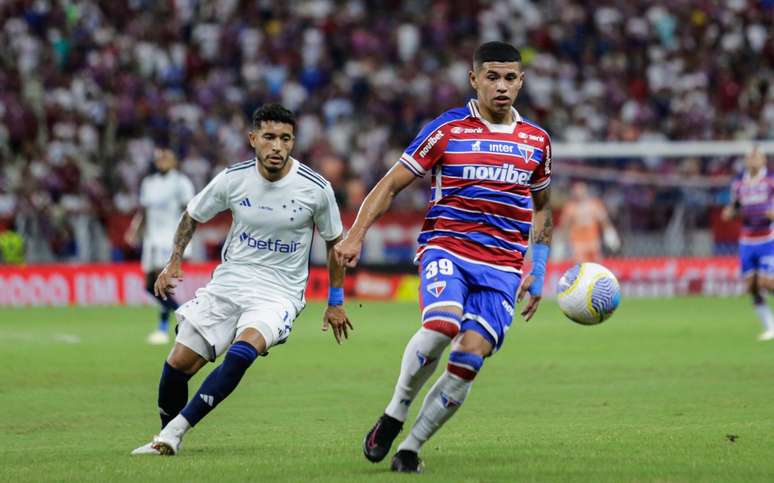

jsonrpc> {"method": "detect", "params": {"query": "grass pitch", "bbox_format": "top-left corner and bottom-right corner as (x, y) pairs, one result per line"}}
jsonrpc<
(1, 297), (773, 482)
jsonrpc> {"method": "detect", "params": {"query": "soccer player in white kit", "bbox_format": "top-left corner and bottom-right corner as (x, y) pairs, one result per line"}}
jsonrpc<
(125, 148), (195, 345)
(132, 104), (352, 456)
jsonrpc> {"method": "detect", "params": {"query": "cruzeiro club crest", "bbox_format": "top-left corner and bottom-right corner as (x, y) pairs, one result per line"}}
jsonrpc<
(426, 280), (447, 297)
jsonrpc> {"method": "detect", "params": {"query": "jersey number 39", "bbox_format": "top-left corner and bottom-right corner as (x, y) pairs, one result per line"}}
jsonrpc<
(425, 259), (454, 279)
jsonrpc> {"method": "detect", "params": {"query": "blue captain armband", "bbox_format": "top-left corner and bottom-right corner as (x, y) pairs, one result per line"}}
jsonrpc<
(528, 244), (550, 297)
(328, 287), (344, 306)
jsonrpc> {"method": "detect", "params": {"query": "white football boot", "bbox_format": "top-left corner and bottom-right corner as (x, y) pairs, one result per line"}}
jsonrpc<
(147, 330), (170, 345)
(131, 434), (181, 456)
(757, 329), (774, 342)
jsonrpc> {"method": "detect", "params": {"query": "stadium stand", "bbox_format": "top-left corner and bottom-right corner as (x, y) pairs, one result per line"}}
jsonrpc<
(0, 0), (772, 263)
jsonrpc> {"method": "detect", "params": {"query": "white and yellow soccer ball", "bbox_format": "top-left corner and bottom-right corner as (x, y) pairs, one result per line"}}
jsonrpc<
(557, 262), (621, 325)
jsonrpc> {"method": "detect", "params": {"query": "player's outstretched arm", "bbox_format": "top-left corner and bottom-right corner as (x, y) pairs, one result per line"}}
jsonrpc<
(154, 211), (198, 300)
(334, 163), (417, 268)
(124, 209), (145, 247)
(517, 188), (553, 321)
(322, 235), (353, 344)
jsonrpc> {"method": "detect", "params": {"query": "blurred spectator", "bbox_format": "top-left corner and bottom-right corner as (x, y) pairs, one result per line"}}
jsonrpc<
(0, 0), (770, 262)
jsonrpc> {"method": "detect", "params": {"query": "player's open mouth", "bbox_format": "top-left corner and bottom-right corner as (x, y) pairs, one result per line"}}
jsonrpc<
(494, 96), (510, 104)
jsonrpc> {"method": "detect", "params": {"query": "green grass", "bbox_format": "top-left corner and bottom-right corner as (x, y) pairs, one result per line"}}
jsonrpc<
(1, 297), (773, 482)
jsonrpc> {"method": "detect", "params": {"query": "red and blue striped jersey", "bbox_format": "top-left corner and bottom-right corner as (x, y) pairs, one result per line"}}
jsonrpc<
(731, 168), (774, 244)
(399, 100), (552, 273)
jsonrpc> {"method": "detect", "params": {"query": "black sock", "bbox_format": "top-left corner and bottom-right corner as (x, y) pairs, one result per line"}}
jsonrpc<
(158, 362), (193, 429)
(180, 341), (258, 427)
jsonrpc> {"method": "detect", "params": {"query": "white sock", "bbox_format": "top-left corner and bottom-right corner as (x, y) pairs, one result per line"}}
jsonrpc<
(384, 328), (450, 422)
(754, 303), (774, 331)
(159, 414), (191, 440)
(398, 371), (473, 453)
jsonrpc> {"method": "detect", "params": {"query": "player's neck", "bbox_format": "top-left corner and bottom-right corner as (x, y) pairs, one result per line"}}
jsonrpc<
(476, 101), (512, 125)
(258, 157), (293, 182)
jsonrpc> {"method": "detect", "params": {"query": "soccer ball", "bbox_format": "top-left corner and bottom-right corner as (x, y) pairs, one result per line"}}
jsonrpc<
(557, 263), (621, 325)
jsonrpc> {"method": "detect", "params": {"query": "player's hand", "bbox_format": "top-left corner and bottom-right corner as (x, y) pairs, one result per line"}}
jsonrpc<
(334, 235), (363, 268)
(154, 260), (183, 300)
(124, 230), (138, 247)
(516, 274), (542, 321)
(721, 206), (735, 221)
(322, 305), (353, 344)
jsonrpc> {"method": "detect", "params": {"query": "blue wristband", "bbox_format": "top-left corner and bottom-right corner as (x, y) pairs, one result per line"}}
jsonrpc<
(528, 243), (550, 297)
(328, 287), (344, 306)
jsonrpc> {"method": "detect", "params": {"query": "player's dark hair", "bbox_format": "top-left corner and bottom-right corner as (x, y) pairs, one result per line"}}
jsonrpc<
(474, 41), (522, 69)
(252, 103), (296, 131)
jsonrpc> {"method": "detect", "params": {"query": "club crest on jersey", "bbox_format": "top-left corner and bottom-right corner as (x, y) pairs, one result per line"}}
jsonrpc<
(426, 280), (446, 297)
(517, 144), (535, 163)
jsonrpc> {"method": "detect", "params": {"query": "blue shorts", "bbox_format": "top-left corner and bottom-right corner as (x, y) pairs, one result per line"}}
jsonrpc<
(418, 248), (521, 353)
(740, 240), (774, 278)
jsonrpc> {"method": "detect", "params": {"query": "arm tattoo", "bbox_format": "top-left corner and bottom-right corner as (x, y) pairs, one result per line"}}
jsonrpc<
(534, 212), (553, 245)
(531, 188), (553, 245)
(170, 212), (198, 261)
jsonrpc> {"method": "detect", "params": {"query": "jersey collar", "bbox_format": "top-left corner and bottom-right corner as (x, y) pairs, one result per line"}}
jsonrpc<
(467, 99), (521, 134)
(256, 156), (298, 186)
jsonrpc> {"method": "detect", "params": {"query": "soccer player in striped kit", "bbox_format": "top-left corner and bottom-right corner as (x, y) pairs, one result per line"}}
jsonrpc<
(723, 146), (774, 341)
(335, 41), (553, 473)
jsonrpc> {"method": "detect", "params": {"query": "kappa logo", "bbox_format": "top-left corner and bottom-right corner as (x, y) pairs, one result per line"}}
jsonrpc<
(200, 394), (215, 407)
(439, 392), (461, 408)
(426, 280), (447, 297)
(416, 351), (436, 367)
(419, 130), (444, 157)
(451, 126), (484, 134)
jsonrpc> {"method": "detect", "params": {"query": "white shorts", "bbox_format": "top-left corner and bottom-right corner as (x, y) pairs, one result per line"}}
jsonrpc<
(141, 241), (173, 272)
(175, 287), (299, 361)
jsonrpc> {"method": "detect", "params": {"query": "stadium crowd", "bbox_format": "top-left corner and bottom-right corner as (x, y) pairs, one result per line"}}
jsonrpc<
(0, 0), (772, 262)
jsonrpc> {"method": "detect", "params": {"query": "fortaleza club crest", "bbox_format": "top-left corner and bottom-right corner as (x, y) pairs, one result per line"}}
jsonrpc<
(426, 280), (447, 297)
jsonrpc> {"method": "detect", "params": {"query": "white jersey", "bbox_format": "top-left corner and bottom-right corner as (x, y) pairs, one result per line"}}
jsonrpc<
(139, 169), (195, 271)
(186, 157), (343, 307)
(140, 170), (196, 245)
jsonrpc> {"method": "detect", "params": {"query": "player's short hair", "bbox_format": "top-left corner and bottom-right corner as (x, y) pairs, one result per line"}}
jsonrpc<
(473, 41), (522, 69)
(252, 103), (296, 131)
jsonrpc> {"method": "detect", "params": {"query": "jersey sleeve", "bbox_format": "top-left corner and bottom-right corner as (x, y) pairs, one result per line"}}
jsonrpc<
(530, 136), (552, 192)
(398, 115), (451, 177)
(314, 182), (344, 241)
(186, 170), (229, 223)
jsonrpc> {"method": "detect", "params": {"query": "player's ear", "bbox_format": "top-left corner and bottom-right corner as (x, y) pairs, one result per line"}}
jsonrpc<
(469, 70), (478, 91)
(247, 130), (257, 148)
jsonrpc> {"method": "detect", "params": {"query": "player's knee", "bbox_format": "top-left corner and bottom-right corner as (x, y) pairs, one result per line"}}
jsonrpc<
(422, 308), (462, 338)
(234, 328), (268, 355)
(446, 350), (484, 381)
(166, 343), (207, 375)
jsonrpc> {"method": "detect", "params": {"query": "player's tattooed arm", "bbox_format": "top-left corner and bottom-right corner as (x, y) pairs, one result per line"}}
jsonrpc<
(154, 212), (198, 300)
(531, 188), (553, 245)
(170, 212), (198, 263)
